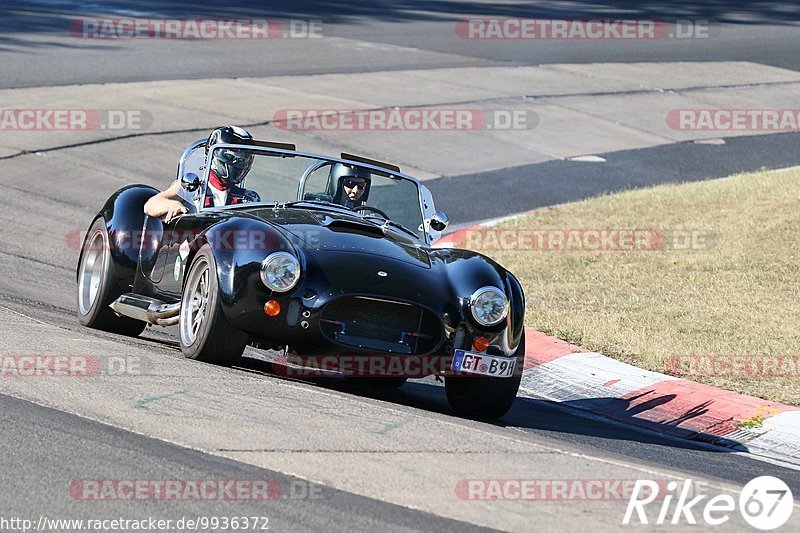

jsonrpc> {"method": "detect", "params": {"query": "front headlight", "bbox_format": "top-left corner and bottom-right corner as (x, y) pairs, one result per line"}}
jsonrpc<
(260, 252), (300, 292)
(469, 286), (508, 326)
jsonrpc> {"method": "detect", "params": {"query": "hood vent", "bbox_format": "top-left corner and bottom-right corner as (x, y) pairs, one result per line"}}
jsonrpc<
(325, 218), (385, 238)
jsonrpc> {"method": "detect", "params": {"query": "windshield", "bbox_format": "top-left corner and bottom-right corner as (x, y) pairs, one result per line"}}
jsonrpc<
(200, 148), (426, 241)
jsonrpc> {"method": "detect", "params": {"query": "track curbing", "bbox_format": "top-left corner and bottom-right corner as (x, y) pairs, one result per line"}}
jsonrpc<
(437, 205), (800, 466)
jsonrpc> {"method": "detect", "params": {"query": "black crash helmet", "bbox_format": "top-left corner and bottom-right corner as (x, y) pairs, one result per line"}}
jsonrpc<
(206, 125), (255, 186)
(329, 163), (371, 204)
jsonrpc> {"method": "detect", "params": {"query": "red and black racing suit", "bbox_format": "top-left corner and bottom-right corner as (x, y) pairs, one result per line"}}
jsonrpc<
(203, 170), (260, 207)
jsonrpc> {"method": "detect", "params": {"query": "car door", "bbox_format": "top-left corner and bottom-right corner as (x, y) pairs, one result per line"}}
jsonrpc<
(135, 140), (207, 295)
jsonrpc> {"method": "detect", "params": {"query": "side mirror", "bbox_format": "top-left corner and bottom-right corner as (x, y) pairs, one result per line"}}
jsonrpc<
(181, 172), (201, 192)
(429, 211), (449, 232)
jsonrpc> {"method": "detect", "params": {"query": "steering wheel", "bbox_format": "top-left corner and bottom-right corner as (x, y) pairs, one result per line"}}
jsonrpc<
(354, 205), (390, 220)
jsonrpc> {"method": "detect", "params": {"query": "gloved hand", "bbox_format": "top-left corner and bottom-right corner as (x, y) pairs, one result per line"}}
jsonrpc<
(243, 190), (261, 203)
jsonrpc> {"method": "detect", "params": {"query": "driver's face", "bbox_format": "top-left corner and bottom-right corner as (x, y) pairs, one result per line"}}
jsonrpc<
(343, 177), (367, 201)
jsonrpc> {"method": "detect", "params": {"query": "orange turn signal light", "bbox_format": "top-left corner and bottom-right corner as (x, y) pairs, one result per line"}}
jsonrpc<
(264, 300), (281, 317)
(472, 335), (490, 352)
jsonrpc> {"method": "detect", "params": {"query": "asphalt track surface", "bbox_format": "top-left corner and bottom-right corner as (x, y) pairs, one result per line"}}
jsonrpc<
(1, 0), (799, 88)
(0, 394), (493, 533)
(2, 1), (800, 531)
(1, 293), (799, 531)
(432, 131), (800, 227)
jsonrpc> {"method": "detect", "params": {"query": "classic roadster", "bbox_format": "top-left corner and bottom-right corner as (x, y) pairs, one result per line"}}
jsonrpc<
(76, 135), (526, 418)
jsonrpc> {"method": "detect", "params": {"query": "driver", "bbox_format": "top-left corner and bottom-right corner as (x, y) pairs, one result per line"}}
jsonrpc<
(144, 126), (260, 222)
(330, 163), (371, 209)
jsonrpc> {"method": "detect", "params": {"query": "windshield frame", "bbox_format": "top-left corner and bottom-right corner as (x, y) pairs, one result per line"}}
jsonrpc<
(197, 142), (430, 244)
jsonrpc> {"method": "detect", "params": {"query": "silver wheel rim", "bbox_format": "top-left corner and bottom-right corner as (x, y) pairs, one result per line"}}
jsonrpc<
(180, 257), (210, 346)
(78, 230), (106, 316)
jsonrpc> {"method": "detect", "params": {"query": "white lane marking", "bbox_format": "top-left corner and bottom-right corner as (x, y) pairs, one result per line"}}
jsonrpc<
(567, 155), (607, 162)
(693, 138), (726, 145)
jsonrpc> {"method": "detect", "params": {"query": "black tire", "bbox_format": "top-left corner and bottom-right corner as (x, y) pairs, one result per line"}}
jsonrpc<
(179, 245), (247, 365)
(445, 335), (525, 419)
(76, 217), (146, 337)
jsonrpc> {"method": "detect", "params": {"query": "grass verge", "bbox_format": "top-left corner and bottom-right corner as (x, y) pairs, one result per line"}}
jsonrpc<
(471, 167), (800, 405)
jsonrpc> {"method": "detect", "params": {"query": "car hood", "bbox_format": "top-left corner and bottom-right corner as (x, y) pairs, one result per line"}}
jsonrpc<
(248, 207), (432, 269)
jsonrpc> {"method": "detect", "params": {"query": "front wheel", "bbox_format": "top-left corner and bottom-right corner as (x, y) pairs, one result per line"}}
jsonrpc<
(445, 335), (525, 419)
(76, 217), (146, 336)
(179, 245), (248, 366)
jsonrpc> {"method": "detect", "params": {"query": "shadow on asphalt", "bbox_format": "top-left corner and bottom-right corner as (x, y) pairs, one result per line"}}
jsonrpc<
(231, 353), (734, 455)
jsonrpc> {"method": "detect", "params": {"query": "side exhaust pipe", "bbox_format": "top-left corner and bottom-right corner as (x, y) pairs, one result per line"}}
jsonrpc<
(110, 293), (180, 327)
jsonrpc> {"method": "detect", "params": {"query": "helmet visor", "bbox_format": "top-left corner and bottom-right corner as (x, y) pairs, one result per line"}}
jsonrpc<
(214, 148), (254, 184)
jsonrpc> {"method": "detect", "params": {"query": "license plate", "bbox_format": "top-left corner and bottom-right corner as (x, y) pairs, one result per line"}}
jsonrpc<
(451, 349), (516, 378)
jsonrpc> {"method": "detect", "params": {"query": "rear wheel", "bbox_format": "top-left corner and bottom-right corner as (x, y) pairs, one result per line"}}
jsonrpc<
(445, 335), (525, 419)
(179, 245), (248, 366)
(76, 217), (146, 336)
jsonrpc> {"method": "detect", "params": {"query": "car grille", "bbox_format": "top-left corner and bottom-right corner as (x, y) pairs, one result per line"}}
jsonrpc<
(320, 296), (441, 354)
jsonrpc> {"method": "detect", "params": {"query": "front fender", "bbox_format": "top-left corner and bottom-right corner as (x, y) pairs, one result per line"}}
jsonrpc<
(433, 247), (525, 355)
(500, 270), (526, 354)
(186, 216), (299, 319)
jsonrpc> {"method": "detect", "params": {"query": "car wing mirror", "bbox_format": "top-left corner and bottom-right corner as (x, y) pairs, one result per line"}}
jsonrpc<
(181, 172), (201, 192)
(429, 211), (449, 232)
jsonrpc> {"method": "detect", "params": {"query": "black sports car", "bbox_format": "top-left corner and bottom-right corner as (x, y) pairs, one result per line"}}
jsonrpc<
(76, 137), (526, 418)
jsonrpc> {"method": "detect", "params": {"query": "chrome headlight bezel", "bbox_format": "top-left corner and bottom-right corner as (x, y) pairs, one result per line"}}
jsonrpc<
(260, 252), (301, 293)
(469, 286), (509, 326)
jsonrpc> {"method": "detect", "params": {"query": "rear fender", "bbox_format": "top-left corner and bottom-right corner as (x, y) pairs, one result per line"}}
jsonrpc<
(77, 185), (158, 291)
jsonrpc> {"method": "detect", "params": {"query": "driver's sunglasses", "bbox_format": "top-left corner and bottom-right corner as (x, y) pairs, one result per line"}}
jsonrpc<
(343, 178), (367, 189)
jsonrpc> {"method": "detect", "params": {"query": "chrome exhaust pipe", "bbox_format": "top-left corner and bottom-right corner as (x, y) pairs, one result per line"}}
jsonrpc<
(110, 293), (181, 326)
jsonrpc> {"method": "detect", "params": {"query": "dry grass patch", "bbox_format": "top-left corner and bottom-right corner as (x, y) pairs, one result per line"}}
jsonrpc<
(478, 167), (800, 405)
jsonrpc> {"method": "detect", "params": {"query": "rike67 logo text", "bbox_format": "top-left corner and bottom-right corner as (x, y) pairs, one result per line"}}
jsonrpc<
(624, 476), (793, 530)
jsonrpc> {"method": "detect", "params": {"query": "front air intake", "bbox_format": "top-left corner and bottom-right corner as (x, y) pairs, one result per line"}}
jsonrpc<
(320, 296), (441, 354)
